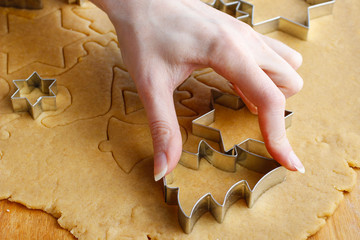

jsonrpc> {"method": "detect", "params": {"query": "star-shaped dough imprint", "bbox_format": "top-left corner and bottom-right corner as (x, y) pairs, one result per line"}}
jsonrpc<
(0, 10), (85, 73)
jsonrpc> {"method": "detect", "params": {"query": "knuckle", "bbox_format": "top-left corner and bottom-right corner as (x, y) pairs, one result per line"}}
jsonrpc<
(207, 29), (241, 66)
(207, 26), (231, 58)
(206, 21), (257, 64)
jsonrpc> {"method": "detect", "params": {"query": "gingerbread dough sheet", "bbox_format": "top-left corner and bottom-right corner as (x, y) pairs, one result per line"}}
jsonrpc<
(0, 0), (359, 239)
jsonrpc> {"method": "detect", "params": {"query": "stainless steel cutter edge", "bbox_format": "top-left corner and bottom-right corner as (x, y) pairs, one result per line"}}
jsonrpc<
(11, 71), (57, 119)
(207, 0), (336, 40)
(192, 89), (293, 154)
(164, 140), (287, 234)
(163, 89), (291, 233)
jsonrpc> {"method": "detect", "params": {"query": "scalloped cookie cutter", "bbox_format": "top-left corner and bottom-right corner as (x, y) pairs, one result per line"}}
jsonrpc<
(11, 72), (57, 119)
(0, 0), (43, 9)
(163, 90), (293, 233)
(207, 0), (336, 40)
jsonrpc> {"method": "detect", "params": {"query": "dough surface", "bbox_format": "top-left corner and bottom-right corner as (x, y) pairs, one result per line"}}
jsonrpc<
(0, 0), (359, 239)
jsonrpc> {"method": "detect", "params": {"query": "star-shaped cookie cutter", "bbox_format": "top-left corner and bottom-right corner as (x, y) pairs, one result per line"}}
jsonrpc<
(11, 72), (57, 119)
(0, 0), (42, 9)
(207, 0), (335, 40)
(163, 90), (292, 233)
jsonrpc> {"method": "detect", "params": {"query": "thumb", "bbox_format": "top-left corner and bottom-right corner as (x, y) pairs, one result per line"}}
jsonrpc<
(136, 78), (182, 181)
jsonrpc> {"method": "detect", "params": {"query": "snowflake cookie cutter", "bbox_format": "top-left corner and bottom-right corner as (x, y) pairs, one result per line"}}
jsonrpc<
(11, 72), (57, 119)
(0, 0), (43, 9)
(163, 89), (292, 233)
(207, 0), (335, 40)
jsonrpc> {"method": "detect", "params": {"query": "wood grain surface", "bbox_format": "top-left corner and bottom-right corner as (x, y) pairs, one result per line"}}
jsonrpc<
(0, 170), (359, 240)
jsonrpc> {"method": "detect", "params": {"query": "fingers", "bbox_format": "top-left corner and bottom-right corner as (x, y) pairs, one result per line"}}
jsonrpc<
(258, 33), (303, 70)
(229, 82), (258, 114)
(135, 71), (183, 181)
(209, 40), (305, 173)
(254, 34), (304, 98)
(250, 41), (303, 99)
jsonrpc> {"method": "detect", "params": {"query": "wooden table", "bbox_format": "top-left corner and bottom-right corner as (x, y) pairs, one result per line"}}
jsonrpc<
(1, 170), (359, 239)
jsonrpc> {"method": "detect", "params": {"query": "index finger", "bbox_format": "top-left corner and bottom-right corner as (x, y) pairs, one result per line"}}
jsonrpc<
(208, 29), (305, 173)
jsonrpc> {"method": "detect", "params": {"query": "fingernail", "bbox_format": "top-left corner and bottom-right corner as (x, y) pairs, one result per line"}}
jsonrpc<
(154, 152), (168, 181)
(289, 151), (305, 173)
(249, 106), (258, 115)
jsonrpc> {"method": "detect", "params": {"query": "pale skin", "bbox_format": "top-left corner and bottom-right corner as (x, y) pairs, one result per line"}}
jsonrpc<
(91, 0), (305, 181)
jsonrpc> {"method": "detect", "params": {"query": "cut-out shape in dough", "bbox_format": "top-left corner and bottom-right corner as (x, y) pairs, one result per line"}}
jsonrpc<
(0, 78), (10, 104)
(209, 104), (263, 151)
(111, 67), (197, 122)
(99, 116), (188, 174)
(0, 16), (7, 36)
(41, 42), (125, 127)
(41, 86), (72, 123)
(0, 113), (20, 140)
(122, 88), (196, 117)
(167, 157), (265, 215)
(110, 67), (147, 124)
(194, 71), (235, 95)
(72, 2), (116, 35)
(174, 89), (197, 117)
(123, 90), (144, 115)
(0, 52), (7, 79)
(0, 0), (42, 9)
(99, 117), (153, 173)
(0, 10), (85, 73)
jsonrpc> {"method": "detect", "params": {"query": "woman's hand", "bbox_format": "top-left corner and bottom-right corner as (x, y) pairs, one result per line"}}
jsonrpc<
(91, 0), (305, 181)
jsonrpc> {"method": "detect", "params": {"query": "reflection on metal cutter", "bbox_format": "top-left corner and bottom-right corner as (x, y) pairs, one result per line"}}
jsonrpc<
(11, 72), (57, 119)
(207, 0), (336, 40)
(163, 90), (292, 233)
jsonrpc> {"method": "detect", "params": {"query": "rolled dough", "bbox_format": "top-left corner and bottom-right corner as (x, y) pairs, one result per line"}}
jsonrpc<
(0, 0), (359, 239)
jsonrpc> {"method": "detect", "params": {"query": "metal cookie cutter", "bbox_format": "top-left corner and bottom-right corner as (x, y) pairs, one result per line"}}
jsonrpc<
(0, 0), (43, 9)
(207, 0), (335, 40)
(11, 72), (57, 119)
(163, 90), (293, 233)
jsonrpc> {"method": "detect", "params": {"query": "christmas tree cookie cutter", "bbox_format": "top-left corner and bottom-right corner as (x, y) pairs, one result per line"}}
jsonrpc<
(207, 0), (336, 40)
(163, 90), (293, 233)
(0, 0), (42, 9)
(11, 72), (57, 119)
